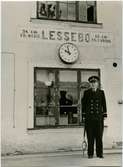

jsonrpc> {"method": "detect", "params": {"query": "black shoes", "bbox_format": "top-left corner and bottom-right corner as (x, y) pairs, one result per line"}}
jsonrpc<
(88, 155), (104, 159)
(97, 155), (104, 158)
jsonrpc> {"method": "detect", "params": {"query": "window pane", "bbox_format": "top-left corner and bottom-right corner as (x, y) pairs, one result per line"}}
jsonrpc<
(59, 70), (78, 125)
(79, 1), (87, 22)
(87, 1), (96, 22)
(37, 1), (56, 19)
(34, 69), (55, 126)
(59, 2), (68, 20)
(47, 1), (56, 19)
(68, 2), (76, 20)
(87, 1), (95, 6)
(59, 2), (76, 21)
(81, 70), (98, 83)
(37, 1), (97, 23)
(79, 1), (96, 22)
(37, 2), (47, 18)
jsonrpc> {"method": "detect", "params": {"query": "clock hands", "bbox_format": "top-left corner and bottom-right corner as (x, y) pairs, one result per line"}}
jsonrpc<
(64, 50), (71, 55)
(64, 45), (71, 55)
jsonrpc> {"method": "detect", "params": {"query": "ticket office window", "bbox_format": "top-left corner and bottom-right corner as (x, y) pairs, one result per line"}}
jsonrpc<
(34, 68), (79, 127)
(34, 68), (100, 127)
(37, 1), (97, 23)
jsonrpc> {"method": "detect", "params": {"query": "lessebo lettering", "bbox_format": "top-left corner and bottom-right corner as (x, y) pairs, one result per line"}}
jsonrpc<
(19, 29), (112, 44)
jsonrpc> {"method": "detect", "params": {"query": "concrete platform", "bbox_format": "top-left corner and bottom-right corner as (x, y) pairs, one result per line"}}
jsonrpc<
(2, 147), (122, 157)
(2, 149), (122, 167)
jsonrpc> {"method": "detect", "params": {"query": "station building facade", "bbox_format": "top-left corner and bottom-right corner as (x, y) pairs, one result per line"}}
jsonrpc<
(1, 1), (122, 154)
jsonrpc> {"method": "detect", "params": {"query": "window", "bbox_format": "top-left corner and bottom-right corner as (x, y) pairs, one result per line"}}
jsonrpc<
(59, 1), (76, 21)
(37, 1), (56, 19)
(37, 1), (97, 23)
(34, 69), (56, 126)
(34, 68), (99, 127)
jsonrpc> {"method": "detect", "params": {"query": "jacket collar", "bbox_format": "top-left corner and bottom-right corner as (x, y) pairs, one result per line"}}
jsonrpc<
(91, 88), (99, 92)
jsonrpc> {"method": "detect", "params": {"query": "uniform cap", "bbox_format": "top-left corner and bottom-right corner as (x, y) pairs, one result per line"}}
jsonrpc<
(88, 76), (99, 83)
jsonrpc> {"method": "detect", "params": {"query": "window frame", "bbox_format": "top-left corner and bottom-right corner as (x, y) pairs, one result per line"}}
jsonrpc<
(33, 67), (100, 129)
(36, 1), (97, 24)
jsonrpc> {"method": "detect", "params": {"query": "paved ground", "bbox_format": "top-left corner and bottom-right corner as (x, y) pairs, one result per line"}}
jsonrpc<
(2, 151), (122, 167)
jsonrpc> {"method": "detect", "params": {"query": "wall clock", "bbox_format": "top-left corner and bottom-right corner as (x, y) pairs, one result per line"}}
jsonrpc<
(59, 43), (79, 64)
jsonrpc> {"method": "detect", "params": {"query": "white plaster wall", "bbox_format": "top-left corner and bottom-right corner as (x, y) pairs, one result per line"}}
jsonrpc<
(1, 1), (122, 154)
(104, 58), (122, 142)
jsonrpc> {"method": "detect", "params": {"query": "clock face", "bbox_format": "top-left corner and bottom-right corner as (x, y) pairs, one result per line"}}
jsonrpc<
(59, 43), (79, 64)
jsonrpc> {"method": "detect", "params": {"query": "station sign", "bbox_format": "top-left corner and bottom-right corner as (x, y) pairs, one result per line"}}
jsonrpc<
(18, 26), (113, 47)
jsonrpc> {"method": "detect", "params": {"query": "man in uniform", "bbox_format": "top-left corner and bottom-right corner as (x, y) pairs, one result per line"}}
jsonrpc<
(82, 76), (107, 158)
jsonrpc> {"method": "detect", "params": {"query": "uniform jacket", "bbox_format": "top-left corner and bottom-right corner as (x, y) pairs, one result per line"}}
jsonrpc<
(82, 88), (107, 121)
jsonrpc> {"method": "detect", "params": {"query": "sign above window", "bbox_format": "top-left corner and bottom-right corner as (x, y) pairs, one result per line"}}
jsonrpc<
(18, 26), (113, 47)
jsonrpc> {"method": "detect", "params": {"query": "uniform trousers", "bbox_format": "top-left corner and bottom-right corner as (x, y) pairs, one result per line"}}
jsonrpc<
(86, 118), (104, 157)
